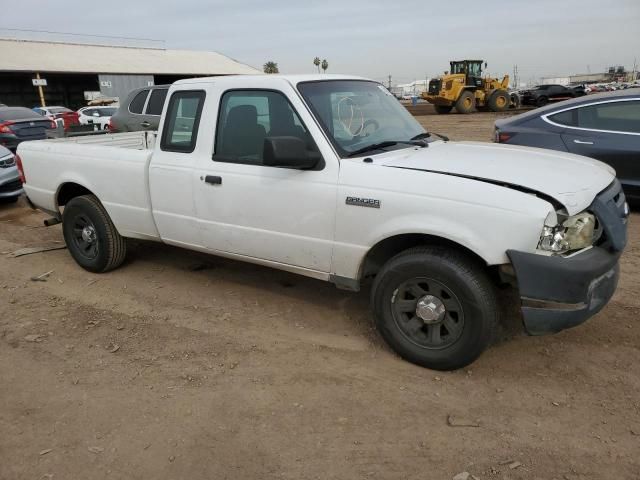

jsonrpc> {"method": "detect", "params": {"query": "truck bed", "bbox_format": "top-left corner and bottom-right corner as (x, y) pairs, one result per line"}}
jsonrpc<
(19, 132), (160, 241)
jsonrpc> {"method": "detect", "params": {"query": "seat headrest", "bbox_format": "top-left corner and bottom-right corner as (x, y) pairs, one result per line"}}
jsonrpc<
(226, 105), (258, 125)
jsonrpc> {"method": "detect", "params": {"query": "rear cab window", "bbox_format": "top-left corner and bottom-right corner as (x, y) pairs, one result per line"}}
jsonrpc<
(160, 90), (206, 153)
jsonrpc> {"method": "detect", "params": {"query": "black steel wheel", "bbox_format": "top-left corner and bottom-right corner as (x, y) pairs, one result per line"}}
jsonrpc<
(69, 213), (99, 260)
(371, 246), (498, 370)
(391, 277), (465, 350)
(62, 194), (127, 273)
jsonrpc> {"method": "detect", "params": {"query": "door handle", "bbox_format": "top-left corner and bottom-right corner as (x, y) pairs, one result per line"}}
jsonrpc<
(573, 139), (594, 145)
(204, 175), (222, 185)
(140, 121), (151, 128)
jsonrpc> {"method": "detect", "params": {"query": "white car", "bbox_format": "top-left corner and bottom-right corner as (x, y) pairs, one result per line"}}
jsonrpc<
(77, 106), (118, 130)
(16, 74), (628, 370)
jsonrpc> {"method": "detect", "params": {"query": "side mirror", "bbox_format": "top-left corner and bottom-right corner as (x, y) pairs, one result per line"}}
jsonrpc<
(263, 136), (320, 170)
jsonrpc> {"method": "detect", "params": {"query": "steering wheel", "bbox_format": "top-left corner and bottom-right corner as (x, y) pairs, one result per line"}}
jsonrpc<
(361, 119), (380, 137)
(337, 97), (365, 137)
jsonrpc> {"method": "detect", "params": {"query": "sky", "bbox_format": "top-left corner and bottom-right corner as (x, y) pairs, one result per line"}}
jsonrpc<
(1, 0), (639, 85)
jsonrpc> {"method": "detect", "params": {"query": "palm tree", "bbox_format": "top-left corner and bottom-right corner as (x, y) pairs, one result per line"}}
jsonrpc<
(313, 57), (321, 73)
(321, 59), (328, 73)
(263, 61), (279, 74)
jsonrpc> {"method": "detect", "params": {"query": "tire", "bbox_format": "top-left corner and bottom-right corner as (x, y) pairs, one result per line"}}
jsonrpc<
(536, 96), (549, 107)
(434, 105), (453, 114)
(488, 89), (510, 112)
(62, 194), (127, 273)
(509, 93), (520, 109)
(371, 246), (498, 370)
(455, 91), (475, 114)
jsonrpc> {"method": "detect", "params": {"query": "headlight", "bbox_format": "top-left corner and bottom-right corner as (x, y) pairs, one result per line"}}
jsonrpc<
(538, 212), (596, 254)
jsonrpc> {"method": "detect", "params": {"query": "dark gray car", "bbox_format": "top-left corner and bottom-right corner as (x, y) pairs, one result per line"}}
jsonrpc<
(0, 106), (53, 152)
(109, 85), (169, 132)
(0, 144), (22, 203)
(495, 90), (640, 202)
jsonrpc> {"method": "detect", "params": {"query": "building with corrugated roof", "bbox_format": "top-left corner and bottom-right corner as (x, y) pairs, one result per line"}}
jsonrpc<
(0, 39), (260, 108)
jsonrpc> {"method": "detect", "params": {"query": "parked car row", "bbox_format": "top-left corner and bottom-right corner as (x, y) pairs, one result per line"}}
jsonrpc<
(585, 82), (640, 93)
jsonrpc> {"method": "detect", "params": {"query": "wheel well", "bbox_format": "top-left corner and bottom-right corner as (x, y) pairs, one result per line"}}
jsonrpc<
(360, 234), (487, 280)
(57, 183), (93, 209)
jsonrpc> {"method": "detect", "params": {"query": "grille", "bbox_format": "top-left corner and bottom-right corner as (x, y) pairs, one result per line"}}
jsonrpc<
(0, 179), (22, 193)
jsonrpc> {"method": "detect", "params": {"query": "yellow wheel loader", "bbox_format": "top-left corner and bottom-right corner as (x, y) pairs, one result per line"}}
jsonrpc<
(422, 60), (515, 114)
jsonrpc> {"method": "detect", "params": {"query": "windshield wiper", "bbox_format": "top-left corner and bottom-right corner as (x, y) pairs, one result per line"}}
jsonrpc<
(347, 141), (405, 157)
(411, 132), (431, 140)
(347, 137), (433, 157)
(411, 132), (449, 142)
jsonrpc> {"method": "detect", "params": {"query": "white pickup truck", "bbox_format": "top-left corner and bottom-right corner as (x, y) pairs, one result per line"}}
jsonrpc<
(17, 74), (629, 370)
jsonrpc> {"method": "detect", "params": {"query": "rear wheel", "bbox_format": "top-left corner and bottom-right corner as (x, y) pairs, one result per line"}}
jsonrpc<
(434, 105), (453, 114)
(488, 90), (510, 112)
(62, 194), (127, 273)
(371, 246), (498, 370)
(455, 91), (475, 114)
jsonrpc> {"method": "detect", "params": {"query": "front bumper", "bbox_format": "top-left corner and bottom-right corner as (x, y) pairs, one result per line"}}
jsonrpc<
(507, 247), (620, 335)
(0, 175), (23, 199)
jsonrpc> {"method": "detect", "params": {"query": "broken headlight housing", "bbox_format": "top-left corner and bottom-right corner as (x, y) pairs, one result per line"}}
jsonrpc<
(538, 212), (597, 254)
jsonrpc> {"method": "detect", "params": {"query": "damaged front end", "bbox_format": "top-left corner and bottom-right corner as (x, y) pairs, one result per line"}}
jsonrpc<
(506, 180), (629, 335)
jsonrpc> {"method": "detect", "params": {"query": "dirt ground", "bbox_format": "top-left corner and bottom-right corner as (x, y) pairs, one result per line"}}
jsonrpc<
(1, 111), (639, 480)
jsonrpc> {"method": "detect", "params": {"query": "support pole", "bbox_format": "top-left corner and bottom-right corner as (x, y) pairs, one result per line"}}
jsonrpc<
(36, 72), (46, 107)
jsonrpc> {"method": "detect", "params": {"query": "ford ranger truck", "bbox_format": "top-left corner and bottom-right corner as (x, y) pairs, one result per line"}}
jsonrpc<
(16, 75), (629, 371)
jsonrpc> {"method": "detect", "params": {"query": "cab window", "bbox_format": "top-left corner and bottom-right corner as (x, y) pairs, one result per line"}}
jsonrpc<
(160, 90), (206, 153)
(214, 90), (317, 165)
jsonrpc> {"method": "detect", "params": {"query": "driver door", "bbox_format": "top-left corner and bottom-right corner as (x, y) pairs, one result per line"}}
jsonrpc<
(194, 85), (339, 273)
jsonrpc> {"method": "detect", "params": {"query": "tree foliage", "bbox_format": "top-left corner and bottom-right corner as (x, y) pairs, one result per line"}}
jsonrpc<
(263, 61), (279, 74)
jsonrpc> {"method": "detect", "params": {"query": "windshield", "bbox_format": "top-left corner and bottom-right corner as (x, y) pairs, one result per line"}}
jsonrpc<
(297, 80), (426, 157)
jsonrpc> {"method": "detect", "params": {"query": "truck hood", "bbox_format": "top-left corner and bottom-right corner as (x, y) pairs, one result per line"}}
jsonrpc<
(378, 141), (615, 215)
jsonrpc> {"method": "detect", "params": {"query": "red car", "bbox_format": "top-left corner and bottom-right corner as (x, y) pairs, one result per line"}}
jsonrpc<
(32, 106), (80, 131)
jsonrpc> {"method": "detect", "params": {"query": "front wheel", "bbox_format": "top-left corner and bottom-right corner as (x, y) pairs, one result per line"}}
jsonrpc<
(62, 194), (127, 273)
(371, 246), (498, 370)
(455, 91), (475, 114)
(536, 96), (549, 107)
